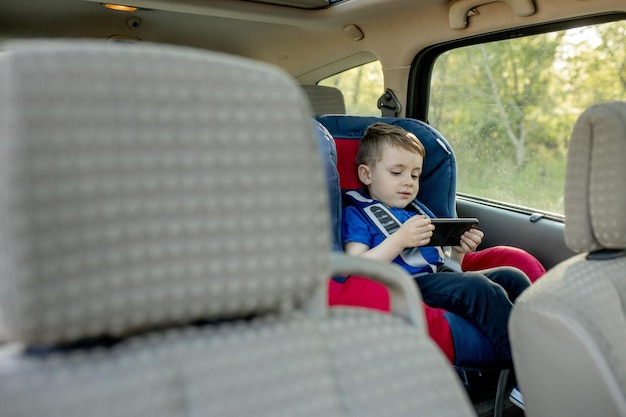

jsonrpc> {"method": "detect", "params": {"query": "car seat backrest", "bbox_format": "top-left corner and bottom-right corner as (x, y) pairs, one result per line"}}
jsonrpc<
(317, 115), (457, 218)
(0, 40), (477, 417)
(509, 101), (626, 417)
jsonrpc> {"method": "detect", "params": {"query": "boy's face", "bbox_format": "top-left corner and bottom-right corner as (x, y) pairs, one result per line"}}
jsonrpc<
(358, 144), (423, 208)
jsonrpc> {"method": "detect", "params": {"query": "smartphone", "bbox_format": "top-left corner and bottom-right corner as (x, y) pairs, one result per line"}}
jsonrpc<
(427, 218), (479, 246)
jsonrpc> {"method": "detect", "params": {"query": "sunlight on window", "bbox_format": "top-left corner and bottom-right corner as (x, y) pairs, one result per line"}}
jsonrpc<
(319, 61), (383, 116)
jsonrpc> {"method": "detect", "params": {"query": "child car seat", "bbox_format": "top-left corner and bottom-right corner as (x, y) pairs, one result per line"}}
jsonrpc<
(316, 115), (512, 367)
(315, 115), (546, 417)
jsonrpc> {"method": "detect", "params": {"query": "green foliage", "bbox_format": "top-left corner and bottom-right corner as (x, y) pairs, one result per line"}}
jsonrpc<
(319, 61), (384, 116)
(430, 19), (625, 214)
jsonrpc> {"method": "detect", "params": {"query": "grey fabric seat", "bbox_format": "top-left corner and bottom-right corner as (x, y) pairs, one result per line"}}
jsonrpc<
(0, 40), (475, 417)
(301, 84), (347, 115)
(509, 101), (626, 417)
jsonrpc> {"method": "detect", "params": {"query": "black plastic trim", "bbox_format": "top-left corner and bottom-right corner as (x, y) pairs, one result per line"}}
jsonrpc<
(587, 249), (626, 261)
(456, 194), (564, 223)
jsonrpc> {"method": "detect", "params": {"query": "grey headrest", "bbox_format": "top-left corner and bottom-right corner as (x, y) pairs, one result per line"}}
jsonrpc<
(0, 40), (330, 346)
(564, 101), (626, 253)
(301, 85), (346, 115)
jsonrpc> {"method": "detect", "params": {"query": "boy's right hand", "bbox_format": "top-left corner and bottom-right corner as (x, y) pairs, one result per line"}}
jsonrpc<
(395, 215), (435, 248)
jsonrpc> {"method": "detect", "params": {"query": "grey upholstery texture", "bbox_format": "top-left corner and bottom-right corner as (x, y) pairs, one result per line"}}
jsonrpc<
(509, 101), (626, 417)
(301, 84), (347, 115)
(0, 41), (476, 417)
(564, 101), (626, 252)
(0, 40), (328, 346)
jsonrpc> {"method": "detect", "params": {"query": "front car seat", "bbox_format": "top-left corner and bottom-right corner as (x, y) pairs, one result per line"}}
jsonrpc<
(509, 100), (626, 417)
(0, 40), (476, 417)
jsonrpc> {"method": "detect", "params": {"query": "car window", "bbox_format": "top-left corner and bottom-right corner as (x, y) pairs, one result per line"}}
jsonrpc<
(428, 19), (625, 216)
(319, 60), (383, 116)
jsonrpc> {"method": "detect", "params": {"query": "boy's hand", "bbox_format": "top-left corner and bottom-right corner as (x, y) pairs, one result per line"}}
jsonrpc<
(395, 215), (435, 248)
(453, 228), (484, 254)
(344, 215), (435, 263)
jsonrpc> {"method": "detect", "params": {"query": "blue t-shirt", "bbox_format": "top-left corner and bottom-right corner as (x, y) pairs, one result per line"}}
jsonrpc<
(342, 201), (443, 275)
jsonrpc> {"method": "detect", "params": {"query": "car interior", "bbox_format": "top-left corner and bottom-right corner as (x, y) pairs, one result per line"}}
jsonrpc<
(0, 39), (478, 417)
(0, 0), (625, 416)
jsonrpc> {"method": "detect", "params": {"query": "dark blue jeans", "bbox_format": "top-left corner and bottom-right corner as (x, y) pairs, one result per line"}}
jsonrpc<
(413, 266), (531, 362)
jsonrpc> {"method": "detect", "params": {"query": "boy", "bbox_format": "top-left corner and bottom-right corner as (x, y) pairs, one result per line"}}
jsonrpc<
(341, 122), (530, 363)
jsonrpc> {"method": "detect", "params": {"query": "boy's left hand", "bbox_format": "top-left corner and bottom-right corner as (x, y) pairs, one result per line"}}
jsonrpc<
(453, 228), (484, 254)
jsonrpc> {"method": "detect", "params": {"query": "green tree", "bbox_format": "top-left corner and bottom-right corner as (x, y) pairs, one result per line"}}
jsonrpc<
(555, 23), (626, 111)
(432, 32), (565, 167)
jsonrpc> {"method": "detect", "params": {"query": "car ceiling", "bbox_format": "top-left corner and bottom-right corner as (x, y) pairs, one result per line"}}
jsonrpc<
(0, 0), (624, 82)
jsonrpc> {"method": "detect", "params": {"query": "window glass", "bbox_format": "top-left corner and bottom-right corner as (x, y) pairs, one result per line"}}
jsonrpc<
(319, 61), (383, 116)
(429, 20), (625, 215)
